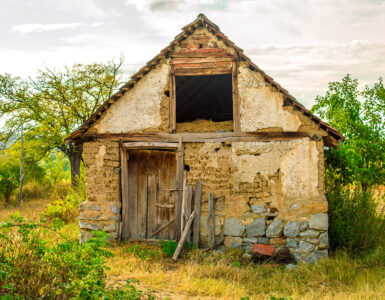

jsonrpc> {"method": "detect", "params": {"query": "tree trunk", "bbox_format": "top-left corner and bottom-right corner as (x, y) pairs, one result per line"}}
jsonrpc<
(68, 144), (83, 188)
(19, 119), (24, 208)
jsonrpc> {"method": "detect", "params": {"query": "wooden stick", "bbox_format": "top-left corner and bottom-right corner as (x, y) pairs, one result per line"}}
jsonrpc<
(181, 177), (187, 233)
(207, 193), (215, 249)
(149, 219), (175, 238)
(193, 182), (202, 247)
(173, 211), (195, 262)
(185, 185), (193, 242)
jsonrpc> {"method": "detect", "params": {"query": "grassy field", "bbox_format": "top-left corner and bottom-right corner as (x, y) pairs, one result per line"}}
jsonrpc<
(1, 199), (384, 300)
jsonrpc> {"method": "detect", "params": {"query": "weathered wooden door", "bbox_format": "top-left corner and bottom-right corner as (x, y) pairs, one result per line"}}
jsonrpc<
(124, 149), (177, 240)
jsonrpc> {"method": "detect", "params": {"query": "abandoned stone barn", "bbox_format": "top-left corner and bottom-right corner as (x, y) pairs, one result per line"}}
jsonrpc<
(66, 14), (344, 263)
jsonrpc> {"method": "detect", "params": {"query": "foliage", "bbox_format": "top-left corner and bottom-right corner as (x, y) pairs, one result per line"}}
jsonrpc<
(125, 245), (161, 261)
(327, 187), (385, 254)
(39, 151), (70, 187)
(0, 156), (20, 203)
(0, 58), (125, 184)
(0, 215), (151, 299)
(312, 74), (385, 190)
(42, 179), (86, 223)
(159, 240), (178, 257)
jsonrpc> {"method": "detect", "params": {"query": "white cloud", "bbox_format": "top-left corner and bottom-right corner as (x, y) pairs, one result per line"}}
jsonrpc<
(11, 22), (104, 34)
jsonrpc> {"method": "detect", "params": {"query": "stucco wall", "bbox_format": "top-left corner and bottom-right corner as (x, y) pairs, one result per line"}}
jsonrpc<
(91, 62), (170, 134)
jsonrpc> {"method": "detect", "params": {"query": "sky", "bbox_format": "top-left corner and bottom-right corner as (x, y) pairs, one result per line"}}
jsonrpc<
(1, 0), (385, 107)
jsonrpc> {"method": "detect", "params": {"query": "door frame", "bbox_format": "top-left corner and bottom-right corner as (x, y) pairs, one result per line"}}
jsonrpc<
(119, 140), (183, 241)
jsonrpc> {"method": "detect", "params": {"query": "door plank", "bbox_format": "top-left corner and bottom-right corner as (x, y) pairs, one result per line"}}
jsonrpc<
(126, 150), (139, 239)
(120, 145), (129, 240)
(146, 151), (160, 239)
(137, 150), (148, 239)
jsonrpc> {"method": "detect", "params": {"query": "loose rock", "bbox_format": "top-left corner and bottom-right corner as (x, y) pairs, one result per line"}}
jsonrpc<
(224, 218), (245, 237)
(309, 213), (328, 231)
(266, 219), (284, 237)
(284, 221), (300, 237)
(299, 241), (316, 252)
(252, 244), (275, 256)
(251, 204), (267, 214)
(299, 229), (320, 238)
(224, 236), (243, 248)
(246, 218), (265, 237)
(318, 232), (329, 249)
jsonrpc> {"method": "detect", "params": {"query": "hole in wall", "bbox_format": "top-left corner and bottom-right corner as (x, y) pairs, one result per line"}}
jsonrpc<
(175, 74), (233, 123)
(164, 90), (170, 97)
(199, 44), (203, 48)
(184, 164), (190, 171)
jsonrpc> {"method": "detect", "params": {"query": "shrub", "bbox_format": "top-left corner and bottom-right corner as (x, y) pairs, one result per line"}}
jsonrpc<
(0, 215), (151, 299)
(327, 187), (385, 254)
(159, 240), (178, 257)
(42, 180), (86, 223)
(0, 156), (20, 204)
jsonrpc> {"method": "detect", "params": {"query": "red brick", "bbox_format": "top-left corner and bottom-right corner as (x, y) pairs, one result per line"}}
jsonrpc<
(252, 244), (275, 256)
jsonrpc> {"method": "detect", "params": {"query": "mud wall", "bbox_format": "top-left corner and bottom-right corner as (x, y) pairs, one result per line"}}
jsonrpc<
(79, 141), (121, 241)
(184, 138), (328, 263)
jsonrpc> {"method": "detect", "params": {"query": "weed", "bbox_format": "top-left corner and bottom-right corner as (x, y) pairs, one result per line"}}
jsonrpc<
(159, 240), (178, 257)
(125, 245), (161, 260)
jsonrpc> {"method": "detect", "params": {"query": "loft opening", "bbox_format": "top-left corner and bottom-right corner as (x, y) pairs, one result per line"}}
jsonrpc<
(175, 74), (233, 128)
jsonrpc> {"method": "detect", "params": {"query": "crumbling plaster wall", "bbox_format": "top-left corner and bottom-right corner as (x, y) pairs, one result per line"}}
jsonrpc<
(184, 138), (328, 263)
(90, 62), (170, 134)
(79, 141), (121, 241)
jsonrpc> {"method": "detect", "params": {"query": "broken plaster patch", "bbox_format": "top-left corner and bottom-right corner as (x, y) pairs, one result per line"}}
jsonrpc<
(230, 139), (304, 189)
(95, 144), (106, 169)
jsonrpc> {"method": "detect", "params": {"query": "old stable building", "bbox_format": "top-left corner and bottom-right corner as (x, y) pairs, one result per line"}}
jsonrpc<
(66, 14), (343, 263)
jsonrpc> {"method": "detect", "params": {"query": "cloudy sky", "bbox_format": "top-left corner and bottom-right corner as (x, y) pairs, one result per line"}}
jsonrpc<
(1, 0), (385, 107)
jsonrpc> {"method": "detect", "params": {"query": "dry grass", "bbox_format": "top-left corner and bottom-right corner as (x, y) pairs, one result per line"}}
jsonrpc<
(106, 243), (385, 300)
(1, 199), (384, 300)
(0, 198), (52, 221)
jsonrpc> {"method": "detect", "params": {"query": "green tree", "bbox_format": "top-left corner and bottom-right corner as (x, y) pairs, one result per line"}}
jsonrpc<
(0, 156), (20, 203)
(0, 58), (124, 186)
(312, 74), (385, 191)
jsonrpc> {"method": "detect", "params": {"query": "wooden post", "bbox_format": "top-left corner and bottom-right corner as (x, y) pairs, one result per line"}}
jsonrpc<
(207, 193), (214, 249)
(120, 140), (129, 240)
(173, 211), (195, 262)
(185, 185), (193, 242)
(181, 178), (187, 233)
(192, 182), (202, 247)
(18, 119), (24, 208)
(175, 137), (184, 240)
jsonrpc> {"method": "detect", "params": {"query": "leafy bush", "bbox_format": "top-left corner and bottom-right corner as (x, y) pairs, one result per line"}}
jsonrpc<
(42, 180), (86, 223)
(0, 156), (20, 204)
(159, 240), (178, 257)
(0, 215), (152, 299)
(327, 187), (385, 254)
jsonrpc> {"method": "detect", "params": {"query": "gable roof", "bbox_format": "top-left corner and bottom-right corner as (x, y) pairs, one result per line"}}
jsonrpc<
(65, 13), (344, 143)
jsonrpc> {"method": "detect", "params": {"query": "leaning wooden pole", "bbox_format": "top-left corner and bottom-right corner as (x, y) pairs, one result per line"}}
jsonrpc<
(173, 211), (195, 262)
(18, 119), (24, 208)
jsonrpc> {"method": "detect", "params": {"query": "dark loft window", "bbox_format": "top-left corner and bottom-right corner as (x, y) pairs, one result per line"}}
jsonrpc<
(175, 74), (233, 123)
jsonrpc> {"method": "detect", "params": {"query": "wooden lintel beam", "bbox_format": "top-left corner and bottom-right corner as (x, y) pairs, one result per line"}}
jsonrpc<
(82, 132), (311, 143)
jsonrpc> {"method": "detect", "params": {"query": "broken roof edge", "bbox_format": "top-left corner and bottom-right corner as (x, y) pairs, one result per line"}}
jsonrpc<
(65, 13), (344, 145)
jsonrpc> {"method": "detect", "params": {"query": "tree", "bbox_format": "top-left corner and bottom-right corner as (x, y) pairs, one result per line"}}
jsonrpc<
(0, 58), (124, 186)
(311, 74), (385, 191)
